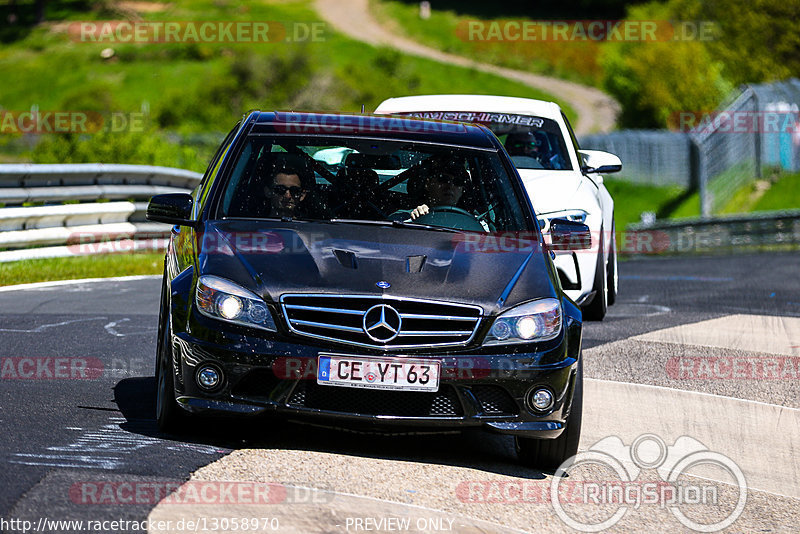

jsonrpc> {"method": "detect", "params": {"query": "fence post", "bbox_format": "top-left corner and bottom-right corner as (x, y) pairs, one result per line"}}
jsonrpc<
(751, 87), (762, 179)
(690, 136), (711, 217)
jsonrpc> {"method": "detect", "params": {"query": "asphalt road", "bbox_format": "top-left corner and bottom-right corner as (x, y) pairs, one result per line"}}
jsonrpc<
(0, 252), (797, 532)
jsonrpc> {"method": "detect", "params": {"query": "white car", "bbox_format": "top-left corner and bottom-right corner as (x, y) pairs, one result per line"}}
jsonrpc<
(375, 95), (621, 319)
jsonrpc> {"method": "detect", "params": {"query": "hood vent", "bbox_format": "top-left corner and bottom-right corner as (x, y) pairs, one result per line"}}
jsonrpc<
(333, 249), (358, 269)
(406, 255), (427, 273)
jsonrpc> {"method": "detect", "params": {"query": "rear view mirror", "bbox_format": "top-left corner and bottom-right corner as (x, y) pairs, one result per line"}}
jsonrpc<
(548, 218), (592, 250)
(344, 153), (402, 169)
(579, 150), (622, 174)
(146, 193), (194, 227)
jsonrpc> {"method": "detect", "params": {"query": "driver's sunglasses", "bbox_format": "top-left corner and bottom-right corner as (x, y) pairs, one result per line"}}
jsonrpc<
(271, 184), (304, 197)
(434, 173), (467, 187)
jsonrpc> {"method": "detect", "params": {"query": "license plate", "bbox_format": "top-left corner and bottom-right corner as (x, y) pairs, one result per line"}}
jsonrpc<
(317, 354), (440, 392)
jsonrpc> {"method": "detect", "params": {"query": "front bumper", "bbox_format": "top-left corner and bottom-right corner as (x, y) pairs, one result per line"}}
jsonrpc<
(168, 314), (582, 440)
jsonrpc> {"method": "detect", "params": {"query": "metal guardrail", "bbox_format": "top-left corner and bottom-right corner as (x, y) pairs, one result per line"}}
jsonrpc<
(2, 164), (796, 262)
(628, 210), (800, 255)
(0, 164), (201, 263)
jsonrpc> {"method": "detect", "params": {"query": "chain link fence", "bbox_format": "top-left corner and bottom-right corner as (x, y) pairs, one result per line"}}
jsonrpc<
(580, 78), (800, 217)
(580, 130), (693, 188)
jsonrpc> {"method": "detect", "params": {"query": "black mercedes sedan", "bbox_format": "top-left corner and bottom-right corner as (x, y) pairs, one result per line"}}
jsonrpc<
(147, 111), (590, 469)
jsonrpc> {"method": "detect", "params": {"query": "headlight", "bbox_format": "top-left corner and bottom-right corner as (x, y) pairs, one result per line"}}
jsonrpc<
(484, 298), (562, 345)
(541, 209), (588, 229)
(195, 275), (276, 331)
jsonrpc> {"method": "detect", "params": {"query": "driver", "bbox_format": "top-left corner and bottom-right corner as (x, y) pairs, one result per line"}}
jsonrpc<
(406, 165), (468, 220)
(505, 131), (550, 163)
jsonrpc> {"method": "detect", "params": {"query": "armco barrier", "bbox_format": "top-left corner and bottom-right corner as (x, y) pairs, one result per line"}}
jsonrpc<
(0, 164), (201, 263)
(628, 210), (800, 255)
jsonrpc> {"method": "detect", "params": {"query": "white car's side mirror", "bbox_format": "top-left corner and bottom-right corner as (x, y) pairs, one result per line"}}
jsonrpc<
(579, 150), (622, 175)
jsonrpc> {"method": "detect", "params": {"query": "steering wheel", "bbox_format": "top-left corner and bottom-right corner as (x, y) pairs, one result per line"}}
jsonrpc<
(413, 205), (485, 232)
(428, 205), (475, 217)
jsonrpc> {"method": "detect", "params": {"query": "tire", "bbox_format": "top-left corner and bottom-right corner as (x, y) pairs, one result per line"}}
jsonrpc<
(155, 278), (188, 433)
(582, 230), (607, 321)
(516, 358), (583, 471)
(607, 224), (618, 306)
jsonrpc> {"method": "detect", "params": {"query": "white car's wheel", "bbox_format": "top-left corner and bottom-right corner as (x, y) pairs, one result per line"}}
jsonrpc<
(582, 230), (607, 321)
(607, 222), (618, 306)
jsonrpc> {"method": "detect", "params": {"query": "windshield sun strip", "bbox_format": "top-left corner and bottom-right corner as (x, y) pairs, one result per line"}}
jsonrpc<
(244, 132), (498, 152)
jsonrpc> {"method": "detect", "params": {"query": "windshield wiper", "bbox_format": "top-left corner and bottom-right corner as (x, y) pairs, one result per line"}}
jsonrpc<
(327, 218), (461, 233)
(390, 220), (461, 233)
(332, 219), (460, 233)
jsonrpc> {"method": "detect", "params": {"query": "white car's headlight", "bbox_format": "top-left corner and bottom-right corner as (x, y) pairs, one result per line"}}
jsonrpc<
(541, 209), (588, 227)
(196, 275), (276, 331)
(484, 298), (562, 345)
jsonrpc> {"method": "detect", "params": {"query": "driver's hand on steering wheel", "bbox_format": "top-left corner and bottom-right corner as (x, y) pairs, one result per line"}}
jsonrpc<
(409, 204), (430, 220)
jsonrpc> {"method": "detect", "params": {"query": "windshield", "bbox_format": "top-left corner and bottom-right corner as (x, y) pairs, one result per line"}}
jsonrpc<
(216, 135), (533, 233)
(393, 112), (572, 171)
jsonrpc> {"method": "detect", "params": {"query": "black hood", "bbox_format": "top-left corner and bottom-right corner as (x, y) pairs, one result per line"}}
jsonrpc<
(198, 220), (557, 315)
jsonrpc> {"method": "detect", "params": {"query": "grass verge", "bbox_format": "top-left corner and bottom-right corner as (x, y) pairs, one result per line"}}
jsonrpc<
(603, 178), (689, 229)
(0, 0), (569, 141)
(370, 0), (603, 90)
(753, 172), (800, 212)
(0, 252), (163, 287)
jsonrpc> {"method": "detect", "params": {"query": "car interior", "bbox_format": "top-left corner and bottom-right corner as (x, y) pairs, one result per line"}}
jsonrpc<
(218, 136), (532, 233)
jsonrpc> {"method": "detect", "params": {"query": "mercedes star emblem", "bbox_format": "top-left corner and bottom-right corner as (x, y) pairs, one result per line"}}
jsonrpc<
(362, 304), (402, 343)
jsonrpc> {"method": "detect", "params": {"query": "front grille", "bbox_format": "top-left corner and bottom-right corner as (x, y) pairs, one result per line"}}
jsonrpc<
(280, 294), (482, 349)
(471, 385), (519, 416)
(287, 381), (463, 417)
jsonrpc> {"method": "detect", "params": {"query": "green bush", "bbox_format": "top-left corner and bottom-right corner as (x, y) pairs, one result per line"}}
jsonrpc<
(676, 0), (800, 86)
(31, 129), (206, 173)
(599, 2), (731, 128)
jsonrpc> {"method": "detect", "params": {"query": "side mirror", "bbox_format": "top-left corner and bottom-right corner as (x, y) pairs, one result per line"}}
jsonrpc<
(147, 193), (195, 226)
(548, 218), (592, 251)
(579, 150), (622, 174)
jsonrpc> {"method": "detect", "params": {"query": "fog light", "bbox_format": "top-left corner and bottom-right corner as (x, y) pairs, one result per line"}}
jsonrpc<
(197, 366), (221, 390)
(526, 387), (554, 412)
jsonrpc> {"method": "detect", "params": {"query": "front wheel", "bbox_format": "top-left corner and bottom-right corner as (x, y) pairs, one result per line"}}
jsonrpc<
(516, 358), (583, 471)
(582, 230), (607, 321)
(155, 288), (187, 433)
(607, 224), (618, 306)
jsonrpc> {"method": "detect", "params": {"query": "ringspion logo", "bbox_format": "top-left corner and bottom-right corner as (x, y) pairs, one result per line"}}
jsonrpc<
(551, 434), (746, 532)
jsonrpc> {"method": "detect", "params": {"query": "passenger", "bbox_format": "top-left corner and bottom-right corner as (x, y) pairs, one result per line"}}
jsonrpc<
(264, 162), (312, 218)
